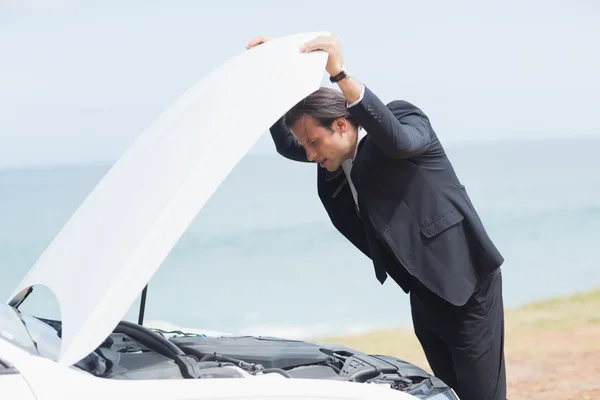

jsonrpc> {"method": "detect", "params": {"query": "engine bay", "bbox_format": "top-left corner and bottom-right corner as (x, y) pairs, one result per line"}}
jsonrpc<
(67, 320), (452, 399)
(9, 312), (455, 399)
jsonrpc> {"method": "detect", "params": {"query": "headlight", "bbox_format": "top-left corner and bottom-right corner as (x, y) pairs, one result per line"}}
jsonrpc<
(423, 388), (460, 399)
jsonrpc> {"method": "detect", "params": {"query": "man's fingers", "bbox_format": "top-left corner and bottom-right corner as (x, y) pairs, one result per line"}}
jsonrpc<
(246, 35), (270, 49)
(301, 41), (331, 53)
(300, 39), (325, 52)
(300, 36), (334, 52)
(246, 38), (262, 49)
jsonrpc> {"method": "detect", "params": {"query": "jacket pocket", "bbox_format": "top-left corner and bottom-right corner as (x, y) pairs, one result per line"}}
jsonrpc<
(420, 209), (464, 239)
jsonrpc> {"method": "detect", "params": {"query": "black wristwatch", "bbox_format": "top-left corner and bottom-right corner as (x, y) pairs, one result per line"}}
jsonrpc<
(329, 65), (348, 83)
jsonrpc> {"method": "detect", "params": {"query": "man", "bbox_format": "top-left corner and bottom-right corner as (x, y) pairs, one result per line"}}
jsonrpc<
(246, 34), (507, 400)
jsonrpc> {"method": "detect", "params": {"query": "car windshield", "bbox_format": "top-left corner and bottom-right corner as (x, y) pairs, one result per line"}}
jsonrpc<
(0, 303), (61, 361)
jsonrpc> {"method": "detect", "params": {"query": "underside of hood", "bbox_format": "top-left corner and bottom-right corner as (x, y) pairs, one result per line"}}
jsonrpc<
(8, 31), (328, 367)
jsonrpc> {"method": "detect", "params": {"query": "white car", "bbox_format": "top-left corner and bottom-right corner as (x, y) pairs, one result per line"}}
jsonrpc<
(0, 32), (459, 400)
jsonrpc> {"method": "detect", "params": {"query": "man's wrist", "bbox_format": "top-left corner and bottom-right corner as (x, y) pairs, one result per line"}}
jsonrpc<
(337, 75), (363, 106)
(328, 63), (344, 78)
(329, 65), (349, 84)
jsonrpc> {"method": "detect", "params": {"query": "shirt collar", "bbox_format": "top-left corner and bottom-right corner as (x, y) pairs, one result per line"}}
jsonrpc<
(353, 128), (367, 159)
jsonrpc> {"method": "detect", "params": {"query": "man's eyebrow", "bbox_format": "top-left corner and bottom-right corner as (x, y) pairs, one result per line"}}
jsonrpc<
(298, 135), (317, 147)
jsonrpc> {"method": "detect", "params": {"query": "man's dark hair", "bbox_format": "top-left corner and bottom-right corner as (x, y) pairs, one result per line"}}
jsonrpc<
(283, 87), (360, 132)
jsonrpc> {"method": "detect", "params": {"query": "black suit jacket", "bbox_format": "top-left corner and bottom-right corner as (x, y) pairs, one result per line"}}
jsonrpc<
(269, 85), (504, 306)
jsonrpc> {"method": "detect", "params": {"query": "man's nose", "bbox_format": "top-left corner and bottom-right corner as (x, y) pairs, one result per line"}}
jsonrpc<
(306, 147), (317, 161)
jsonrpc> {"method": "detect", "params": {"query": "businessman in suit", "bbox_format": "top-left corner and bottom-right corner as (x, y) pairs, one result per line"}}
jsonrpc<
(247, 34), (507, 400)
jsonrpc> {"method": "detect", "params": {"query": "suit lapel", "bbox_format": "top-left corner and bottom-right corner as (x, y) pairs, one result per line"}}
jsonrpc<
(357, 134), (367, 153)
(350, 135), (367, 190)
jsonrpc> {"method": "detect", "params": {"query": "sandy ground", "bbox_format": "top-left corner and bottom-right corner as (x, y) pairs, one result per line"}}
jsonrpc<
(508, 351), (600, 399)
(321, 289), (600, 400)
(387, 326), (600, 399)
(506, 324), (600, 400)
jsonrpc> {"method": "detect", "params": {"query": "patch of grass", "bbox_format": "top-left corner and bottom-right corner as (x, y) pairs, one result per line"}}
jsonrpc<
(507, 288), (600, 331)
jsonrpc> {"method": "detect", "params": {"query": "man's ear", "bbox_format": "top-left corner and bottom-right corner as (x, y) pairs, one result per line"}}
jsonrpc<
(335, 117), (347, 133)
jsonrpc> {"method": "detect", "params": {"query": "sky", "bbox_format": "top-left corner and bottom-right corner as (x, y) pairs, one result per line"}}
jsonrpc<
(1, 0), (599, 167)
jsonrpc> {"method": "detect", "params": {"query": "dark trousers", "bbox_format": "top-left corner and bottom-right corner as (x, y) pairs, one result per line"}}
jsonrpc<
(410, 268), (507, 400)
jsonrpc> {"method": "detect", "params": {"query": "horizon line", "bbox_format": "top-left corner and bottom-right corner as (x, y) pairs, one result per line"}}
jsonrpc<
(1, 133), (598, 172)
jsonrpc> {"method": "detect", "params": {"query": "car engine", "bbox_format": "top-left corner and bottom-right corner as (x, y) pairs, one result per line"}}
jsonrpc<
(23, 315), (456, 399)
(68, 320), (454, 399)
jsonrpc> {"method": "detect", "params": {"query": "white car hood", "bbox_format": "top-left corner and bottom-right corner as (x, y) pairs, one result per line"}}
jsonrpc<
(8, 32), (328, 367)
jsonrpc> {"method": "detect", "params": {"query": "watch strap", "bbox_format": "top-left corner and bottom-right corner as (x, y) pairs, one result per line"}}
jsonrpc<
(329, 66), (348, 83)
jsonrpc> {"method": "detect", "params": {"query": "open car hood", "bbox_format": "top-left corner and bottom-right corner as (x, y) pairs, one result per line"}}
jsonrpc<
(8, 32), (328, 367)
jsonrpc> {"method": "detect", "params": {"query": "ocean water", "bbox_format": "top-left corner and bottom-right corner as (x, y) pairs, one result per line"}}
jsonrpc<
(1, 135), (599, 339)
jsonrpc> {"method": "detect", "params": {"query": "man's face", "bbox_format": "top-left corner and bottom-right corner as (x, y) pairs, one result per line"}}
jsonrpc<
(290, 115), (355, 171)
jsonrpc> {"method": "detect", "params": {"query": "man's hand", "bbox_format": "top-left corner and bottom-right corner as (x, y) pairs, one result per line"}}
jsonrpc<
(247, 34), (344, 78)
(246, 33), (362, 105)
(300, 35), (344, 77)
(301, 34), (362, 105)
(246, 35), (271, 50)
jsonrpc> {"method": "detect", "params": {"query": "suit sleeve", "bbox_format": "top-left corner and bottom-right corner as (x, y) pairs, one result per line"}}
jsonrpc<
(348, 86), (432, 159)
(269, 117), (311, 163)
